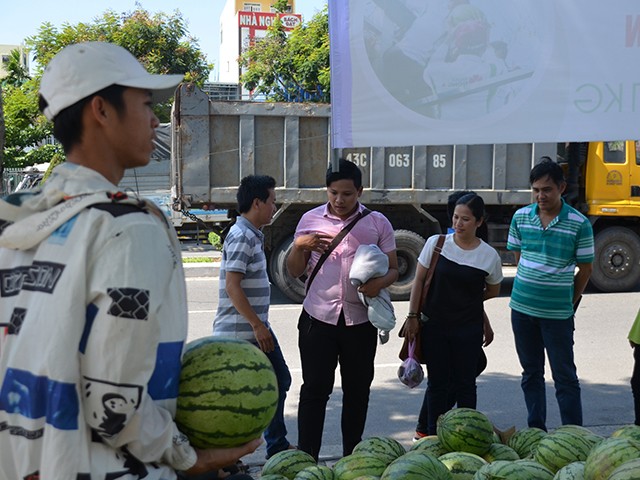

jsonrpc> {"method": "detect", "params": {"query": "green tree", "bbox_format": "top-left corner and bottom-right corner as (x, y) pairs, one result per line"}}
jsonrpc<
(1, 7), (210, 170)
(239, 5), (330, 103)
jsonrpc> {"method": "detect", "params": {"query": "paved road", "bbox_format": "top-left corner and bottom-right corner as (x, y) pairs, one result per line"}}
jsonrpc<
(183, 255), (638, 467)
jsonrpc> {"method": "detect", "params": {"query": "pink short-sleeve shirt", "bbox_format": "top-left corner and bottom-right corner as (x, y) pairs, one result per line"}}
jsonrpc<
(294, 203), (396, 326)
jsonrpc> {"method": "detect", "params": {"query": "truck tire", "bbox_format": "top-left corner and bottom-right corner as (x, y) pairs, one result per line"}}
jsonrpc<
(590, 226), (640, 292)
(268, 236), (306, 304)
(388, 229), (426, 301)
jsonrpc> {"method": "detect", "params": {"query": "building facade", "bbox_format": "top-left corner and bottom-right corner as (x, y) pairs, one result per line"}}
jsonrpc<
(0, 44), (29, 79)
(219, 0), (301, 98)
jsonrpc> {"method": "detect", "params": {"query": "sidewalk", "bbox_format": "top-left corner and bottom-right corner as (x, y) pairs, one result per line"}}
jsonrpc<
(181, 242), (221, 278)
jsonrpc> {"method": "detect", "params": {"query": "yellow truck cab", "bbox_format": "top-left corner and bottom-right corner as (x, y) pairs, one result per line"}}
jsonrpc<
(579, 140), (640, 291)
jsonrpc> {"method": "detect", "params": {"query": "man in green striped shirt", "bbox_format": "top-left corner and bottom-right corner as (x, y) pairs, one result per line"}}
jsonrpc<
(507, 158), (594, 431)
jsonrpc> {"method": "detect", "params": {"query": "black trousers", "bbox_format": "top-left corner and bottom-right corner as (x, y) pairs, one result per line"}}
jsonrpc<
(632, 346), (640, 426)
(297, 309), (378, 460)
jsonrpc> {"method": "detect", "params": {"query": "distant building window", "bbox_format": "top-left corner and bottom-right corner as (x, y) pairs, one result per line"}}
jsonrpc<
(243, 3), (261, 11)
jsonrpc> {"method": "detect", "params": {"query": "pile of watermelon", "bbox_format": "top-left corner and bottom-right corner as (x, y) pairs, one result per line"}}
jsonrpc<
(260, 408), (640, 480)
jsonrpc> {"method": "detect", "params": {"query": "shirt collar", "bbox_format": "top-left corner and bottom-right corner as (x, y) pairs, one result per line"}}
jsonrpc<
(530, 199), (570, 224)
(236, 215), (264, 238)
(322, 202), (364, 222)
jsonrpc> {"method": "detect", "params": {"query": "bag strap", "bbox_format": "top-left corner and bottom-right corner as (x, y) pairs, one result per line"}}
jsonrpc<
(305, 208), (372, 293)
(419, 234), (446, 309)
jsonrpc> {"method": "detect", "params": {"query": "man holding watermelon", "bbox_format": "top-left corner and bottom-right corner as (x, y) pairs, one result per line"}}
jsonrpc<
(0, 42), (259, 479)
(507, 158), (594, 431)
(213, 174), (295, 460)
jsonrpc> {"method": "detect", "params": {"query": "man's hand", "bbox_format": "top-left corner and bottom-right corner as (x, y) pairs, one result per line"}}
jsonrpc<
(357, 277), (385, 298)
(294, 232), (333, 253)
(402, 315), (421, 341)
(186, 438), (263, 475)
(253, 323), (275, 353)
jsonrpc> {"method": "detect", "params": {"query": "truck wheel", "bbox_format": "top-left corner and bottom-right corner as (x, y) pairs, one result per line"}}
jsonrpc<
(268, 236), (306, 304)
(388, 229), (426, 301)
(590, 226), (640, 292)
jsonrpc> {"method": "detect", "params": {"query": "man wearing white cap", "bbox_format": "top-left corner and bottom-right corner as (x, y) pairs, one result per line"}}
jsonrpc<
(0, 42), (259, 479)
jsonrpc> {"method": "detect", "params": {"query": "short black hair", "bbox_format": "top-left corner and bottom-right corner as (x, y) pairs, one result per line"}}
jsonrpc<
(39, 84), (127, 154)
(530, 156), (565, 187)
(237, 175), (276, 213)
(326, 159), (362, 189)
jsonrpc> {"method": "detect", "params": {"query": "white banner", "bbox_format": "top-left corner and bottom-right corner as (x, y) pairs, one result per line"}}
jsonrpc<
(329, 0), (640, 148)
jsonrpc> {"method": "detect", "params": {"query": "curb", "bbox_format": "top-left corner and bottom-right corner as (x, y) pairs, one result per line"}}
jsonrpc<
(182, 262), (220, 278)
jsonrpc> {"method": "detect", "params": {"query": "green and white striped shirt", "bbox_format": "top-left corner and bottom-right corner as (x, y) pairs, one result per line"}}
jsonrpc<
(507, 200), (594, 319)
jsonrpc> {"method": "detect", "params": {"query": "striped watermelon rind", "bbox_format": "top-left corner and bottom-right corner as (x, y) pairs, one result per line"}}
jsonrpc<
(608, 458), (640, 480)
(507, 427), (548, 459)
(410, 435), (448, 457)
(332, 453), (388, 480)
(175, 337), (278, 448)
(262, 476), (291, 480)
(584, 437), (640, 480)
(353, 437), (406, 465)
(481, 442), (520, 462)
(294, 465), (335, 480)
(610, 424), (640, 444)
(553, 461), (585, 480)
(437, 408), (494, 456)
(482, 459), (554, 480)
(381, 451), (453, 480)
(263, 450), (318, 480)
(438, 451), (487, 478)
(533, 430), (593, 473)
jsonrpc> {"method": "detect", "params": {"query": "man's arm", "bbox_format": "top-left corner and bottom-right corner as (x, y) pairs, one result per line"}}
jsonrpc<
(573, 262), (593, 306)
(225, 271), (274, 352)
(286, 233), (332, 278)
(357, 250), (399, 298)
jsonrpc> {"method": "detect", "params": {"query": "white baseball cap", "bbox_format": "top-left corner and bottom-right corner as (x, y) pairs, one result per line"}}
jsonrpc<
(40, 41), (184, 121)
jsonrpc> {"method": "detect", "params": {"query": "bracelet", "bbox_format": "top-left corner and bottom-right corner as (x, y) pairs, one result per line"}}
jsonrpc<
(406, 313), (418, 318)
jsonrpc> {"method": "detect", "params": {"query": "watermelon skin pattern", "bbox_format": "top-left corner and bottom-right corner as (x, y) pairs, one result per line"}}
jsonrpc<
(438, 451), (487, 480)
(333, 453), (388, 480)
(584, 437), (640, 480)
(553, 461), (585, 480)
(472, 459), (554, 480)
(437, 408), (494, 456)
(294, 465), (335, 480)
(175, 337), (278, 448)
(533, 431), (593, 473)
(353, 437), (406, 466)
(381, 451), (453, 480)
(482, 443), (520, 462)
(608, 458), (640, 480)
(507, 427), (548, 459)
(263, 450), (318, 480)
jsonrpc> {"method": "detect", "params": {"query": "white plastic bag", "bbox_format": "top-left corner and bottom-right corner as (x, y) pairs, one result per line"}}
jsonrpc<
(397, 340), (424, 388)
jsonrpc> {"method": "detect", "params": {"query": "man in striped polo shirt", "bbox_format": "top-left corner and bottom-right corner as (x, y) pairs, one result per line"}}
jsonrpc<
(507, 158), (594, 431)
(213, 175), (294, 459)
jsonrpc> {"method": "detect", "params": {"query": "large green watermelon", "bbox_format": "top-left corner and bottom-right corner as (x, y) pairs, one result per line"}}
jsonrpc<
(438, 451), (487, 480)
(608, 458), (640, 480)
(437, 408), (494, 456)
(294, 465), (335, 480)
(584, 437), (640, 480)
(175, 337), (278, 448)
(353, 437), (406, 465)
(507, 427), (548, 458)
(533, 430), (593, 473)
(472, 459), (554, 480)
(381, 451), (453, 480)
(333, 453), (388, 480)
(611, 424), (640, 444)
(263, 450), (318, 480)
(553, 461), (585, 480)
(410, 435), (448, 457)
(481, 443), (520, 462)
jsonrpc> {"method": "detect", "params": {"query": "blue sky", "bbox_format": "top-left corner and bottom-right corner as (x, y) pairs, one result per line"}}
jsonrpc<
(1, 0), (327, 80)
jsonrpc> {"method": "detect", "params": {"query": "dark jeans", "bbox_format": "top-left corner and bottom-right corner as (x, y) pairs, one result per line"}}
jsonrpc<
(263, 330), (292, 458)
(417, 318), (483, 435)
(632, 345), (640, 426)
(511, 310), (582, 431)
(297, 309), (377, 460)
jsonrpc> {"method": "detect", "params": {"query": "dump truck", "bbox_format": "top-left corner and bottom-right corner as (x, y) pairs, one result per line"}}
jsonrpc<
(171, 83), (640, 302)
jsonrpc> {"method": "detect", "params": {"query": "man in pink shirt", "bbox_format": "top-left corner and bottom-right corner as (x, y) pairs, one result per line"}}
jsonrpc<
(287, 159), (398, 460)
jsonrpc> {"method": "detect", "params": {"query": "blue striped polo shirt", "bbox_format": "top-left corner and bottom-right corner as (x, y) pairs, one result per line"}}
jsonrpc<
(507, 200), (594, 319)
(213, 216), (270, 342)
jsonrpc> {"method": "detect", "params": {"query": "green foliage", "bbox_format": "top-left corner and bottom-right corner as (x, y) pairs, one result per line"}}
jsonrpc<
(239, 6), (330, 103)
(208, 231), (222, 250)
(1, 6), (210, 169)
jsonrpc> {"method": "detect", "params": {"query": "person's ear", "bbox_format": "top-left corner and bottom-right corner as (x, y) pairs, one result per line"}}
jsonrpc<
(89, 96), (109, 123)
